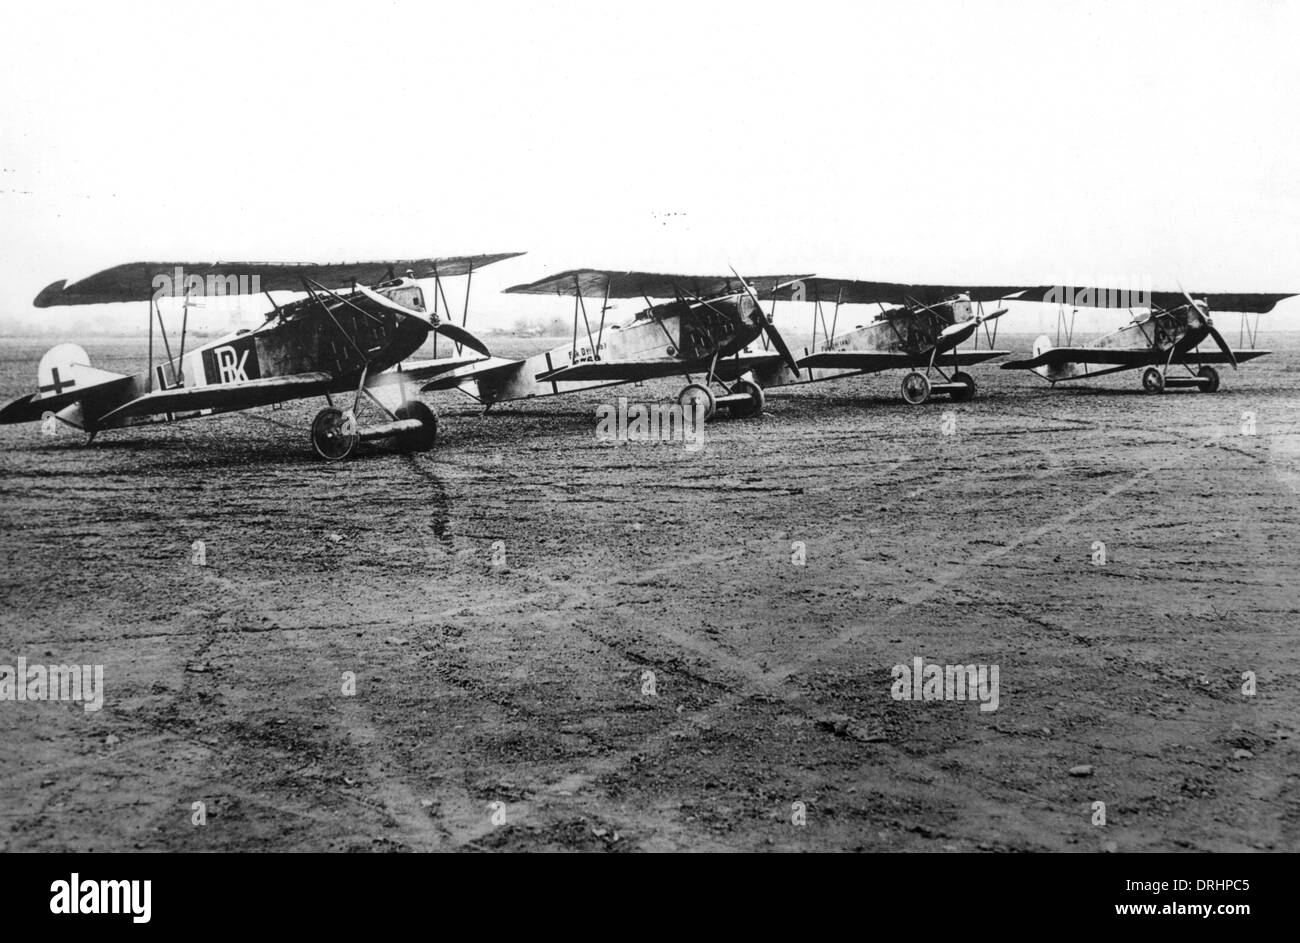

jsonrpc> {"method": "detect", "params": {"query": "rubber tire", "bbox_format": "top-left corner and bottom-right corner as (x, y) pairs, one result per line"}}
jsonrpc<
(1196, 365), (1220, 393)
(678, 383), (716, 422)
(395, 400), (438, 452)
(728, 379), (765, 419)
(949, 371), (976, 402)
(1141, 367), (1165, 394)
(901, 371), (931, 405)
(311, 406), (359, 461)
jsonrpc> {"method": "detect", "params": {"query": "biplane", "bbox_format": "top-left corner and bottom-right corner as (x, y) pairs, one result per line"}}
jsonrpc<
(423, 268), (808, 419)
(0, 254), (522, 459)
(748, 278), (1023, 404)
(1001, 285), (1293, 393)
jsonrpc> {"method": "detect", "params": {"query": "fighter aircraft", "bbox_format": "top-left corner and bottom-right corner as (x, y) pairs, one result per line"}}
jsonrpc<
(747, 277), (1023, 404)
(1001, 285), (1293, 393)
(423, 268), (808, 419)
(0, 254), (523, 459)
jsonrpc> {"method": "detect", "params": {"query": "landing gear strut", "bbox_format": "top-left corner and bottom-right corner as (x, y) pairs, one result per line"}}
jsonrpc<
(676, 374), (766, 422)
(724, 378), (765, 418)
(311, 367), (440, 461)
(949, 371), (976, 403)
(1142, 363), (1225, 394)
(677, 383), (715, 422)
(901, 371), (931, 405)
(394, 400), (438, 451)
(899, 366), (977, 406)
(311, 406), (359, 460)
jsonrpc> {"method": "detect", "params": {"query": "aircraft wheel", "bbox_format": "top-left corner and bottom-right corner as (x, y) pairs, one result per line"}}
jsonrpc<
(1197, 365), (1221, 393)
(901, 371), (931, 405)
(949, 371), (976, 402)
(728, 379), (765, 418)
(678, 383), (716, 422)
(311, 406), (359, 461)
(1141, 367), (1165, 394)
(395, 400), (438, 452)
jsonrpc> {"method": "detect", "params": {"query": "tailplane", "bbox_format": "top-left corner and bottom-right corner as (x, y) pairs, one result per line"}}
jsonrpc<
(0, 344), (131, 424)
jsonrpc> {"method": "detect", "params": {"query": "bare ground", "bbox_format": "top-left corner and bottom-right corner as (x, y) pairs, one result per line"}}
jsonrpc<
(1, 334), (1297, 852)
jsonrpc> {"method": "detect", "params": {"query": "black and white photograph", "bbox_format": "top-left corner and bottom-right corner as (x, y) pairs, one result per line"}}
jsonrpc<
(0, 0), (1294, 912)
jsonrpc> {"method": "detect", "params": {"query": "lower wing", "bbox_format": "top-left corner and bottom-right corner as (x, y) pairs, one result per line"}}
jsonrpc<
(1188, 348), (1270, 364)
(97, 372), (335, 423)
(799, 349), (1008, 372)
(419, 357), (522, 392)
(390, 354), (490, 386)
(535, 358), (696, 383)
(1002, 347), (1155, 370)
(1002, 346), (1270, 370)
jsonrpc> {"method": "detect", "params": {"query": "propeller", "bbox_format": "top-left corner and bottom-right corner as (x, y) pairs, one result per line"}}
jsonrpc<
(432, 322), (490, 358)
(1178, 282), (1236, 369)
(939, 321), (975, 342)
(728, 266), (800, 375)
(394, 301), (490, 358)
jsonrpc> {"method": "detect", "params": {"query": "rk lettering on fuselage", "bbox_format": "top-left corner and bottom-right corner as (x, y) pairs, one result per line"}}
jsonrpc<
(202, 338), (261, 385)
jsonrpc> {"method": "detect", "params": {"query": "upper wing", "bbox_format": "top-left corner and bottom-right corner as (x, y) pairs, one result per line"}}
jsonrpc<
(505, 270), (812, 300)
(1015, 286), (1296, 314)
(97, 372), (335, 423)
(770, 277), (1027, 306)
(33, 253), (526, 307)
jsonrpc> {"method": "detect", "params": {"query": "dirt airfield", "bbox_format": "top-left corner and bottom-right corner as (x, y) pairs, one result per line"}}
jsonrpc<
(1, 333), (1297, 852)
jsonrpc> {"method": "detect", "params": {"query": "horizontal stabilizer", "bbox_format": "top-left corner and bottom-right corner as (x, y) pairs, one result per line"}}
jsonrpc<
(0, 344), (133, 423)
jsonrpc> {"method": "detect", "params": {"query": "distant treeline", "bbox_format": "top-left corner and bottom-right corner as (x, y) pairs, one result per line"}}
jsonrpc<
(501, 316), (574, 337)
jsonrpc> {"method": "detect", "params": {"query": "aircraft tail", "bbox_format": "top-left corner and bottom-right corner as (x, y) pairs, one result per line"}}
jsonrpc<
(1029, 334), (1053, 378)
(0, 344), (132, 424)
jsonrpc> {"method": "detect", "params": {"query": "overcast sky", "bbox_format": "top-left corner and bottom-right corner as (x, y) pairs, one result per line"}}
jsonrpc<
(2, 0), (1298, 335)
